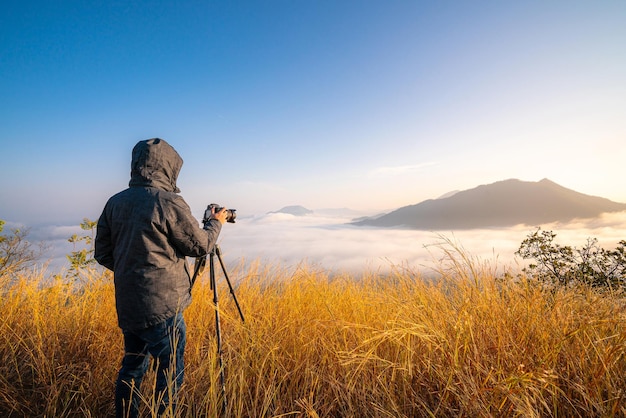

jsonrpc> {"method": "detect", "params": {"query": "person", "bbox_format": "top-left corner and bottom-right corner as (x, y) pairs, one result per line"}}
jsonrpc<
(95, 138), (228, 418)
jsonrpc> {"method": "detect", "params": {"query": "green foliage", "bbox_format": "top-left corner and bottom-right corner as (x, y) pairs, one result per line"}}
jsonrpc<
(0, 219), (42, 275)
(516, 227), (626, 289)
(66, 218), (98, 277)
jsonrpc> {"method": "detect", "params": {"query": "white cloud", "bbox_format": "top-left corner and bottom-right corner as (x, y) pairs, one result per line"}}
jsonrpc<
(216, 212), (626, 277)
(30, 211), (626, 278)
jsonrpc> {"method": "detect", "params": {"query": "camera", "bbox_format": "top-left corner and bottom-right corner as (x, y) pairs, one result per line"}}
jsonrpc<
(204, 203), (237, 224)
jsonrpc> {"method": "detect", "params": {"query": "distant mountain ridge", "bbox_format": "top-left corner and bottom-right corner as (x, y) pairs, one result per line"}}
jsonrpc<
(353, 178), (626, 230)
(268, 205), (313, 216)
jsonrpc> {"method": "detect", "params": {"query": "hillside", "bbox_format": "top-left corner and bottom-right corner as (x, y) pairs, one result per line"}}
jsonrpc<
(353, 178), (626, 229)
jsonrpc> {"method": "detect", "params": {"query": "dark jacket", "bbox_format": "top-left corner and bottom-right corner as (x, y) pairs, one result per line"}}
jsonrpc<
(95, 138), (221, 331)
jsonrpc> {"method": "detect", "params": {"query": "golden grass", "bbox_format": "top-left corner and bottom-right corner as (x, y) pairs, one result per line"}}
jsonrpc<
(0, 253), (624, 417)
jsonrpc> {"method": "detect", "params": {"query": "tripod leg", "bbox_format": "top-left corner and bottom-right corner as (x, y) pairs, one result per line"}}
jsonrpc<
(215, 246), (245, 323)
(191, 255), (206, 288)
(210, 252), (228, 416)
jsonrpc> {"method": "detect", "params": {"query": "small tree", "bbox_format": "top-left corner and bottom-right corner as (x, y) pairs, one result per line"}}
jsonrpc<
(516, 227), (626, 289)
(0, 219), (44, 276)
(67, 218), (98, 277)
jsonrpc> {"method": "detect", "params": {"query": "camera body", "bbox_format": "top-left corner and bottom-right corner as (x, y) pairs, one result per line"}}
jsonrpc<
(204, 203), (237, 224)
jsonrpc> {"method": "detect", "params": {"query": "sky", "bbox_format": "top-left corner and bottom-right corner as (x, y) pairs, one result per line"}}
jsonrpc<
(1, 1), (626, 272)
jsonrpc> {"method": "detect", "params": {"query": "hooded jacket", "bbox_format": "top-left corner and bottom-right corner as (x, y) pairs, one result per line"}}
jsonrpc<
(95, 138), (222, 331)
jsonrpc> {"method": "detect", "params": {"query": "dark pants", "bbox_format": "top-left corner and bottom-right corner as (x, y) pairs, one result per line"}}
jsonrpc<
(115, 313), (186, 418)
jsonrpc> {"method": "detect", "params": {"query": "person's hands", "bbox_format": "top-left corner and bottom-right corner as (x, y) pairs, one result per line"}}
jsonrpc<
(211, 207), (228, 225)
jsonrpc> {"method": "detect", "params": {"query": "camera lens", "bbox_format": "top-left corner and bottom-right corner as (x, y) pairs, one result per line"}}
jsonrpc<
(226, 209), (237, 223)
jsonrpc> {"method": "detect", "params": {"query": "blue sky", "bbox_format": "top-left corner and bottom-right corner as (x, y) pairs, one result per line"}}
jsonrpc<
(2, 1), (625, 227)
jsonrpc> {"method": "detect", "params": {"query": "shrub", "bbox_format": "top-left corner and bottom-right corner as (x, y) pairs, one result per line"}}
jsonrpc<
(0, 219), (44, 276)
(516, 227), (626, 289)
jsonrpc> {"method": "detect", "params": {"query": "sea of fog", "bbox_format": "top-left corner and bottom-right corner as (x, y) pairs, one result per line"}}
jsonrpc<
(22, 211), (626, 278)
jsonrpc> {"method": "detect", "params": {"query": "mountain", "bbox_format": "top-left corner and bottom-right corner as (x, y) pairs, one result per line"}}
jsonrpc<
(437, 190), (459, 199)
(269, 205), (314, 216)
(353, 178), (626, 230)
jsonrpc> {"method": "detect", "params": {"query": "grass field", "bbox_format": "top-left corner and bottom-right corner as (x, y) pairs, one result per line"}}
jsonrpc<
(0, 252), (624, 417)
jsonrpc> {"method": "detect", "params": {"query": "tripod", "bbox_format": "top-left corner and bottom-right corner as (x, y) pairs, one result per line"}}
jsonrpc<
(192, 245), (245, 416)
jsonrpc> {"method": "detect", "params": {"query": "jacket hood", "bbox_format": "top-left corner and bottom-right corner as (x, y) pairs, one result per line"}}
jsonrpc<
(129, 138), (183, 193)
